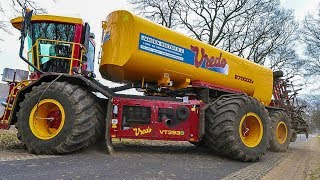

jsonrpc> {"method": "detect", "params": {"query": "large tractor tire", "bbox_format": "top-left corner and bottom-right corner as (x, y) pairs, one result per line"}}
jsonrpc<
(189, 139), (207, 148)
(16, 82), (105, 154)
(269, 110), (291, 152)
(204, 95), (270, 162)
(90, 95), (107, 143)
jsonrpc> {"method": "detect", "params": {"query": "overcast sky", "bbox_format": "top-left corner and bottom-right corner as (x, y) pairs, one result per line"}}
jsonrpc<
(0, 0), (318, 90)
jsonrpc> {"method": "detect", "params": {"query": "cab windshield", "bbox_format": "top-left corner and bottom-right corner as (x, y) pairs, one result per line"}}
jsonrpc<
(31, 22), (75, 43)
(27, 22), (76, 73)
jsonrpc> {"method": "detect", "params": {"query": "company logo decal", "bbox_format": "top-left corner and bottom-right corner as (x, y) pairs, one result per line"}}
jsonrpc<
(138, 33), (229, 75)
(133, 127), (152, 136)
(190, 45), (229, 75)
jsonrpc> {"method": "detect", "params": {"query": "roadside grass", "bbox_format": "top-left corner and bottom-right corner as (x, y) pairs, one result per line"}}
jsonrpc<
(307, 136), (320, 180)
(0, 130), (24, 149)
(308, 164), (320, 180)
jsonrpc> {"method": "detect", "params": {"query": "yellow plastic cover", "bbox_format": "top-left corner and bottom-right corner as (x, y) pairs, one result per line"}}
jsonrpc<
(11, 15), (83, 30)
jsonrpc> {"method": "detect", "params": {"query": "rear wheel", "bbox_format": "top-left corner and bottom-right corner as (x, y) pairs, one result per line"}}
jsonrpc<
(269, 111), (291, 152)
(205, 95), (270, 162)
(290, 130), (297, 142)
(16, 82), (105, 154)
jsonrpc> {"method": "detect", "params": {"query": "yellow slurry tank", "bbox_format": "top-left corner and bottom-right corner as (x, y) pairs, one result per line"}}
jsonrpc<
(99, 10), (273, 105)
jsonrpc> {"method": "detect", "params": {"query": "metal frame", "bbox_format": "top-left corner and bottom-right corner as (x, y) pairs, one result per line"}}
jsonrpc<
(271, 75), (309, 135)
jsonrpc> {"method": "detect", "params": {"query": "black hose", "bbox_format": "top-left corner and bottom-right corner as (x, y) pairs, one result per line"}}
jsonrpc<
(145, 84), (159, 92)
(35, 74), (62, 118)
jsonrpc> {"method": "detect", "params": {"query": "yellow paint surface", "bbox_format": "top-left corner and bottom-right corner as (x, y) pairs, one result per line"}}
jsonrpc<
(11, 15), (83, 30)
(100, 10), (273, 105)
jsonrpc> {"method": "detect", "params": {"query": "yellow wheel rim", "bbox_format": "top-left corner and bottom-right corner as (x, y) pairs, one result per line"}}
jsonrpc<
(29, 99), (65, 140)
(276, 121), (287, 144)
(239, 112), (263, 148)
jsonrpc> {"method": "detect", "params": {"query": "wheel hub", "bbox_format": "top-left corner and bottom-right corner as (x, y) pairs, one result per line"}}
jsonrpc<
(242, 125), (250, 136)
(276, 121), (287, 144)
(47, 110), (62, 129)
(239, 113), (263, 148)
(29, 99), (65, 140)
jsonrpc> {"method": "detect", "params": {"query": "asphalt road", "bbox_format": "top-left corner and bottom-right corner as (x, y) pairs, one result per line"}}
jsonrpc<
(0, 142), (250, 180)
(0, 135), (311, 180)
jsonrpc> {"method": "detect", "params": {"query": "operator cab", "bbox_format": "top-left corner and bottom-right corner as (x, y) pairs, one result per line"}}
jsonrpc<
(11, 15), (95, 75)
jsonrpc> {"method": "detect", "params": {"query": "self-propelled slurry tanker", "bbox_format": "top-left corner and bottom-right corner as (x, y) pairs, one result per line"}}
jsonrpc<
(0, 9), (308, 161)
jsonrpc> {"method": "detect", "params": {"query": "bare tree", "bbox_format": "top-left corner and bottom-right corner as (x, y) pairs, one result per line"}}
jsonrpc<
(300, 95), (320, 133)
(13, 0), (47, 14)
(301, 4), (320, 77)
(0, 2), (12, 41)
(177, 0), (253, 45)
(227, 6), (298, 65)
(176, 0), (298, 65)
(129, 0), (180, 28)
(0, 0), (47, 41)
(130, 0), (299, 67)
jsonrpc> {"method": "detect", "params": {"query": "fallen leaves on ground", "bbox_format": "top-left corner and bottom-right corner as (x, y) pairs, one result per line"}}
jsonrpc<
(0, 130), (24, 149)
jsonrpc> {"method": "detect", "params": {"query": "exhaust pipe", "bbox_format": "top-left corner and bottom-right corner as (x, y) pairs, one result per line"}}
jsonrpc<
(165, 119), (172, 126)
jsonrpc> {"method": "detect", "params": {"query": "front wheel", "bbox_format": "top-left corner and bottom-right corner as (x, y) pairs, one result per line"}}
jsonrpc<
(16, 82), (105, 154)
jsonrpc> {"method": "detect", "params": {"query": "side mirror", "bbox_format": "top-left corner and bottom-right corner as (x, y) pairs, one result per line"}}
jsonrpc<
(2, 68), (29, 83)
(22, 9), (33, 38)
(24, 10), (33, 27)
(18, 9), (42, 73)
(90, 33), (95, 39)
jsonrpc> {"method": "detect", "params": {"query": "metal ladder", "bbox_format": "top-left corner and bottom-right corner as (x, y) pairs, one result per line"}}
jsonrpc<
(0, 81), (29, 129)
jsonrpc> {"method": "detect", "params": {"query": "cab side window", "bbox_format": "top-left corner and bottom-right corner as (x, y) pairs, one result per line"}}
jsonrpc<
(86, 40), (95, 72)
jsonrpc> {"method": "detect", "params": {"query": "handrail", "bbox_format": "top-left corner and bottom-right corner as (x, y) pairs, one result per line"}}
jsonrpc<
(27, 38), (87, 74)
(37, 55), (82, 61)
(37, 38), (86, 47)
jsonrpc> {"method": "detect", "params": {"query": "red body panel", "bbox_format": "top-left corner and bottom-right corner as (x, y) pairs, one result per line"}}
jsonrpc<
(110, 97), (204, 142)
(72, 24), (83, 69)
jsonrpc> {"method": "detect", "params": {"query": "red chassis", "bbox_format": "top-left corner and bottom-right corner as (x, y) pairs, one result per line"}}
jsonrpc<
(110, 96), (205, 142)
